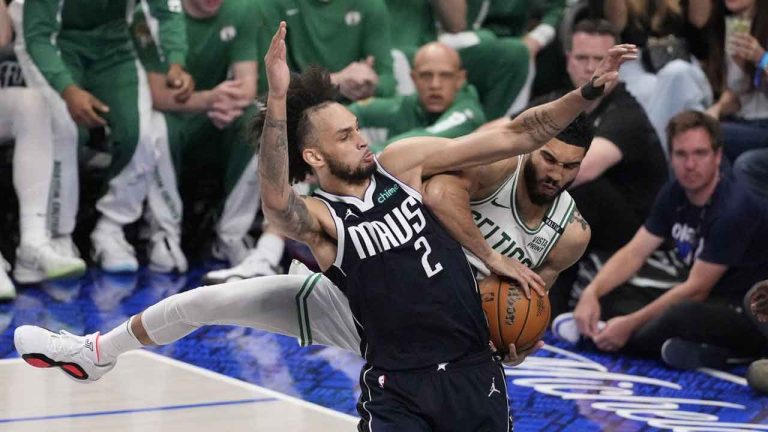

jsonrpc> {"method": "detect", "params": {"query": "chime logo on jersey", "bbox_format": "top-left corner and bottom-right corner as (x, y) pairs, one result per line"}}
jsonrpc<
(377, 184), (399, 203)
(348, 196), (426, 259)
(220, 26), (237, 42)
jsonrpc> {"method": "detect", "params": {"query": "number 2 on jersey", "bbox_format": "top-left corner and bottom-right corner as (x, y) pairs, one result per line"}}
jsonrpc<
(414, 236), (443, 278)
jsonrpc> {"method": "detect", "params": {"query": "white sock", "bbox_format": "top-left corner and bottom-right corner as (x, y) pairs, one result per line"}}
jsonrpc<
(19, 214), (48, 247)
(11, 89), (54, 248)
(255, 232), (284, 266)
(97, 318), (144, 364)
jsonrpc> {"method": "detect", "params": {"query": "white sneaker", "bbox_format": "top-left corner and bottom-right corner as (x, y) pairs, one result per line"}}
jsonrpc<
(148, 232), (188, 273)
(14, 325), (115, 382)
(91, 228), (138, 273)
(211, 235), (255, 266)
(0, 254), (16, 300)
(13, 242), (87, 284)
(203, 246), (281, 284)
(51, 235), (82, 258)
(551, 312), (607, 345)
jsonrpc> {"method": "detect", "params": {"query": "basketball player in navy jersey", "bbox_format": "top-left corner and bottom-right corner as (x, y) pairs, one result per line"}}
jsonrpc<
(14, 23), (635, 430)
(251, 23), (629, 430)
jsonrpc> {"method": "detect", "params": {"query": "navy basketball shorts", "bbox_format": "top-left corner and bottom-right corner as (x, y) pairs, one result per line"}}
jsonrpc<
(356, 352), (513, 432)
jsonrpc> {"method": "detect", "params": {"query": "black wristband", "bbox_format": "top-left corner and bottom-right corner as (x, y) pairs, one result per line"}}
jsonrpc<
(580, 77), (605, 101)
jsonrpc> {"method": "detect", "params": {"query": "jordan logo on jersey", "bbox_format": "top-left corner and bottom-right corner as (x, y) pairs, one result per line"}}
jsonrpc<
(348, 196), (426, 259)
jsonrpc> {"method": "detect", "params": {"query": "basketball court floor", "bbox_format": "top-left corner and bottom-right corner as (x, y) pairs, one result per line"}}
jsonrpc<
(1, 268), (767, 431)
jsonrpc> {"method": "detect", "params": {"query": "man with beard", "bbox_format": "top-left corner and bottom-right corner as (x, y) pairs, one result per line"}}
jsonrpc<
(14, 23), (634, 429)
(423, 114), (593, 293)
(567, 111), (768, 367)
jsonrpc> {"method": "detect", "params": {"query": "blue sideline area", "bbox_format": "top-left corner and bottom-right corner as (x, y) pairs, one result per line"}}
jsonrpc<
(1, 267), (767, 431)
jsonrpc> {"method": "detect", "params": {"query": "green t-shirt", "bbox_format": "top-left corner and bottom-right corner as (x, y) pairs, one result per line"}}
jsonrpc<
(467, 0), (565, 37)
(348, 85), (486, 153)
(23, 0), (187, 93)
(132, 0), (262, 91)
(261, 0), (396, 97)
(384, 0), (437, 51)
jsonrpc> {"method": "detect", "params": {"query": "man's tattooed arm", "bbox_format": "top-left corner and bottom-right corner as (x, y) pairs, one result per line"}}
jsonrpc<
(568, 209), (590, 232)
(259, 113), (320, 242)
(507, 88), (591, 149)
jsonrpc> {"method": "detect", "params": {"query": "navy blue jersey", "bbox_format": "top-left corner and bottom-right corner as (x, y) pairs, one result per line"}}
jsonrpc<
(315, 158), (490, 370)
(645, 174), (768, 297)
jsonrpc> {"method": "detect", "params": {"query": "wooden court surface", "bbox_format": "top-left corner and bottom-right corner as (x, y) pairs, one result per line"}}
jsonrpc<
(0, 350), (358, 432)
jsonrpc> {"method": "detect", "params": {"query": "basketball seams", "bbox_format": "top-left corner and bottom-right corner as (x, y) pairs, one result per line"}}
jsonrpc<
(513, 286), (533, 348)
(496, 277), (506, 353)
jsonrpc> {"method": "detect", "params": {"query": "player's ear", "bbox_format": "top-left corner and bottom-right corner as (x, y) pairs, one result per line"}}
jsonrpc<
(303, 147), (324, 169)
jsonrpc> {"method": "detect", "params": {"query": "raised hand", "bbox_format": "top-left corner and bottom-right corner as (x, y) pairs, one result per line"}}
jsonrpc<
(591, 44), (638, 89)
(265, 21), (290, 100)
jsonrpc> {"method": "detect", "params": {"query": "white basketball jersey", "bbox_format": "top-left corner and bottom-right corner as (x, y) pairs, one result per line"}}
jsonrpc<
(469, 156), (575, 270)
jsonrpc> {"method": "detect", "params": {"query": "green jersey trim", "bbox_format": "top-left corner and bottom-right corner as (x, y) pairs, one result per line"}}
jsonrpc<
(296, 273), (323, 347)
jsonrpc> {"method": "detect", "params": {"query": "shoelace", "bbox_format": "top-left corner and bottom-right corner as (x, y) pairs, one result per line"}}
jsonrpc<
(53, 330), (84, 356)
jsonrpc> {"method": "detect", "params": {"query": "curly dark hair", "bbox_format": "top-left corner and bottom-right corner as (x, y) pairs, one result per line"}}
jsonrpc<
(251, 66), (338, 183)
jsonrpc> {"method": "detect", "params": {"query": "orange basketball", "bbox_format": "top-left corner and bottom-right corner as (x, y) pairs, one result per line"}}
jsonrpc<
(479, 273), (550, 354)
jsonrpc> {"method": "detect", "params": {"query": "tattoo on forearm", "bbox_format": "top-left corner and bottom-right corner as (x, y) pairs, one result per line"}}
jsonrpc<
(259, 115), (316, 238)
(520, 109), (561, 143)
(568, 209), (589, 231)
(260, 116), (289, 190)
(277, 190), (315, 236)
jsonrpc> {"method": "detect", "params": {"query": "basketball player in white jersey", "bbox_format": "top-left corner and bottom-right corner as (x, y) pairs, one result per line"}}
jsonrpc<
(14, 23), (634, 383)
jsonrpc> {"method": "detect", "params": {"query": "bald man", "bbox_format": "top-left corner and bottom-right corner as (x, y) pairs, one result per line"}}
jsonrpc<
(348, 42), (486, 153)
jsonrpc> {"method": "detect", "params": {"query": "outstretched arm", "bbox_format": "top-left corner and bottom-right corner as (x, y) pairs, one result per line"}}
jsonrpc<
(378, 44), (637, 184)
(423, 172), (546, 297)
(259, 22), (323, 246)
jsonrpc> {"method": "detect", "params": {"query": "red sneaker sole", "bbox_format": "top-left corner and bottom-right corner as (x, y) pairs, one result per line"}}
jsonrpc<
(22, 353), (89, 380)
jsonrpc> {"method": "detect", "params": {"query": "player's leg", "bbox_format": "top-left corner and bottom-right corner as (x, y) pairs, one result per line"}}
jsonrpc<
(431, 360), (512, 432)
(9, 0), (82, 253)
(1, 88), (86, 282)
(357, 366), (432, 432)
(146, 111), (187, 273)
(628, 298), (766, 367)
(88, 57), (155, 272)
(14, 271), (361, 381)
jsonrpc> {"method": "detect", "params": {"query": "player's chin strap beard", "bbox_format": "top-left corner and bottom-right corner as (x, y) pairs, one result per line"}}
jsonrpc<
(580, 77), (605, 101)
